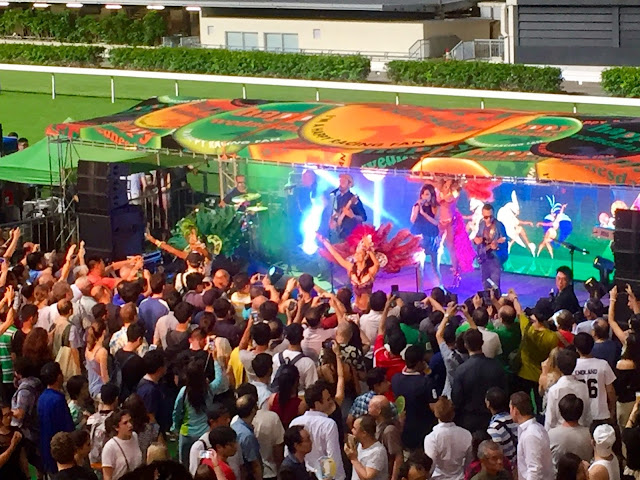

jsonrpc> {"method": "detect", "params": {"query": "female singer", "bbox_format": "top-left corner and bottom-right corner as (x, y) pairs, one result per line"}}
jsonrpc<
(411, 183), (441, 288)
(437, 179), (475, 287)
(316, 233), (380, 312)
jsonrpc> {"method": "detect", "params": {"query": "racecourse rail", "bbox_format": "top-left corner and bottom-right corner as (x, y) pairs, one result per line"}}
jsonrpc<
(1, 63), (640, 112)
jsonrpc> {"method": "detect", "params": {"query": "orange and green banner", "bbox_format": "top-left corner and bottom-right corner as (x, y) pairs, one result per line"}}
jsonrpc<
(45, 96), (640, 186)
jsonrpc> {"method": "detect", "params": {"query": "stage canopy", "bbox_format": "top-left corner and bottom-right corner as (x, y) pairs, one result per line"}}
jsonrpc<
(44, 95), (640, 187)
(0, 133), (198, 186)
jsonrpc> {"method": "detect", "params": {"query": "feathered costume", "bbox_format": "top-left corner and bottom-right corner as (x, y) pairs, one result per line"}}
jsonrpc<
(319, 224), (423, 273)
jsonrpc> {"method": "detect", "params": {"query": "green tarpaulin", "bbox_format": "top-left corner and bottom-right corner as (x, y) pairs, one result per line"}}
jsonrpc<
(0, 138), (193, 185)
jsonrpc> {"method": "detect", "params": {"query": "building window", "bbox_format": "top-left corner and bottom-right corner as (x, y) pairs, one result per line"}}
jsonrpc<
(207, 26), (215, 36)
(313, 29), (321, 40)
(265, 33), (299, 53)
(225, 31), (259, 51)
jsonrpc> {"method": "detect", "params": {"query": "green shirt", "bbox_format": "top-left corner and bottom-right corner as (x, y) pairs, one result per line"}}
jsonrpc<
(518, 314), (558, 382)
(0, 325), (17, 383)
(471, 469), (512, 480)
(494, 321), (521, 370)
(399, 323), (431, 351)
(456, 321), (497, 336)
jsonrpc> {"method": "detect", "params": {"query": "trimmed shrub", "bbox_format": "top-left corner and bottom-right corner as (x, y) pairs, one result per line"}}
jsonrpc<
(0, 9), (165, 46)
(109, 47), (371, 81)
(0, 43), (104, 66)
(601, 67), (640, 98)
(387, 60), (563, 93)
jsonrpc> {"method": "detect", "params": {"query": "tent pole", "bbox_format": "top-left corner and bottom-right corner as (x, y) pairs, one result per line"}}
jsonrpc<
(51, 74), (56, 100)
(110, 77), (115, 103)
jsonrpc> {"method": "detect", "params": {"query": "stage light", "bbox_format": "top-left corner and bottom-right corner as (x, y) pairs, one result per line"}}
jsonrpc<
(268, 266), (284, 285)
(146, 4), (164, 9)
(593, 255), (614, 287)
(301, 197), (325, 255)
(584, 277), (607, 300)
(33, 2), (50, 7)
(105, 3), (122, 8)
(185, 5), (200, 11)
(0, 2), (10, 6)
(66, 2), (83, 7)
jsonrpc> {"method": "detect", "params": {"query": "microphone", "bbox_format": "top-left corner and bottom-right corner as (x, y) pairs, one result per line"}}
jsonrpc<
(330, 188), (339, 195)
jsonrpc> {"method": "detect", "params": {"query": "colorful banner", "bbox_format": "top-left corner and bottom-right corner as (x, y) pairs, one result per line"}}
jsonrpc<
(45, 96), (640, 186)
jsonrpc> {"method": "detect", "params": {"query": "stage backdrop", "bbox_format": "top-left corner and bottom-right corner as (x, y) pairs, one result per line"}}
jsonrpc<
(46, 96), (640, 280)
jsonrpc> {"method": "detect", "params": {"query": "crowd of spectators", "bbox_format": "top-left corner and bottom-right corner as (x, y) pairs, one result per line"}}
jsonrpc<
(0, 226), (639, 480)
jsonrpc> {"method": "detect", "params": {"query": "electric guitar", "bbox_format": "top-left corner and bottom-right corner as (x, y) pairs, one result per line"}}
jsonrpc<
(477, 223), (508, 264)
(330, 194), (359, 234)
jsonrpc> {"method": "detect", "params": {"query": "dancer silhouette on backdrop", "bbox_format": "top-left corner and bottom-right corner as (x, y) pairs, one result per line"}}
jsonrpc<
(497, 190), (536, 256)
(410, 183), (442, 288)
(536, 196), (573, 259)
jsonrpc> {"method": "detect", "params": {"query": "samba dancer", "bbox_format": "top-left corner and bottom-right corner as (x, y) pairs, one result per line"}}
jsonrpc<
(410, 183), (441, 288)
(329, 174), (367, 240)
(317, 233), (380, 312)
(437, 179), (475, 288)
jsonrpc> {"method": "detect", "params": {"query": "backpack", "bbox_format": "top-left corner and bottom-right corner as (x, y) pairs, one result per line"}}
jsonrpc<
(88, 411), (113, 465)
(110, 351), (136, 392)
(270, 352), (306, 392)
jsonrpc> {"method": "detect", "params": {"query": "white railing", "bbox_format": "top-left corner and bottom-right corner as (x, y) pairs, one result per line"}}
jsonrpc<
(450, 39), (504, 61)
(0, 62), (636, 112)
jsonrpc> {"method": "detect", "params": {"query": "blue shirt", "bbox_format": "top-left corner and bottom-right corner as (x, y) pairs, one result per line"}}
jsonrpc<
(37, 388), (74, 473)
(232, 418), (261, 464)
(138, 297), (169, 343)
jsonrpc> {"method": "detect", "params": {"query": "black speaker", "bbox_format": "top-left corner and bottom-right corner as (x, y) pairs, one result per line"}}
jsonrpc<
(613, 209), (640, 287)
(78, 205), (145, 261)
(77, 161), (130, 214)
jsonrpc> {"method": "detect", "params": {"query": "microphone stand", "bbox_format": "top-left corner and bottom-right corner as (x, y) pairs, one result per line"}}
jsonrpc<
(559, 241), (589, 274)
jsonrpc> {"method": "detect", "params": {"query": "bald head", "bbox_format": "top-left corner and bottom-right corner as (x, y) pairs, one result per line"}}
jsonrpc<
(498, 305), (516, 326)
(368, 395), (389, 419)
(213, 269), (230, 290)
(252, 295), (268, 312)
(75, 276), (93, 295)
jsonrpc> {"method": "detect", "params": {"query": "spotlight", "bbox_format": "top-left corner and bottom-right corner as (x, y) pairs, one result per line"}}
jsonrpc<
(146, 4), (164, 9)
(584, 277), (607, 300)
(268, 265), (284, 286)
(105, 4), (122, 8)
(593, 256), (614, 287)
(66, 2), (83, 7)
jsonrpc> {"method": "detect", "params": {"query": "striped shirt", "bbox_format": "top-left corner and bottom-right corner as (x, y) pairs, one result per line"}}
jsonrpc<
(0, 325), (17, 383)
(487, 412), (518, 464)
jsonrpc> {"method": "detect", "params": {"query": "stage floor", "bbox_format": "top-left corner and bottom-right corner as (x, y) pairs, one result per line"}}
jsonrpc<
(317, 265), (591, 309)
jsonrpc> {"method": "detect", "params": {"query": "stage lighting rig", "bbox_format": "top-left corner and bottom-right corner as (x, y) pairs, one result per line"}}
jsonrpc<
(268, 265), (284, 285)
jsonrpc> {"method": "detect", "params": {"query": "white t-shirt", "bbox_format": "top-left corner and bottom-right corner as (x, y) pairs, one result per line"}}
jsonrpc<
(352, 441), (388, 480)
(253, 409), (285, 479)
(102, 433), (143, 480)
(573, 357), (617, 420)
(272, 349), (318, 395)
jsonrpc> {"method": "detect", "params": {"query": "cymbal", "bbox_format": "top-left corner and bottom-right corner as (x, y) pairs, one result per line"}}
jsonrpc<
(232, 192), (261, 204)
(246, 205), (268, 213)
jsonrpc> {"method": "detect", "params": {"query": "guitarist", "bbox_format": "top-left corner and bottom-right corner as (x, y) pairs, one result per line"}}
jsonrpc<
(329, 173), (367, 239)
(474, 203), (508, 292)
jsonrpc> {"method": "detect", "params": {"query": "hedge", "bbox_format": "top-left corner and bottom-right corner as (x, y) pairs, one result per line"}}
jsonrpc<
(387, 60), (563, 93)
(0, 43), (104, 66)
(601, 67), (640, 98)
(0, 9), (166, 46)
(109, 47), (371, 82)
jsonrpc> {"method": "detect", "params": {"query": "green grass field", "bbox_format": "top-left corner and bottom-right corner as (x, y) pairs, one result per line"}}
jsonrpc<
(3, 70), (640, 142)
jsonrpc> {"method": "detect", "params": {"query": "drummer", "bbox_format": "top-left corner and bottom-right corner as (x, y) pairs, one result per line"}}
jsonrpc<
(220, 174), (250, 207)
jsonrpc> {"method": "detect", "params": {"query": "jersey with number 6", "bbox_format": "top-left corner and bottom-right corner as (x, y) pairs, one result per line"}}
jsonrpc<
(573, 357), (617, 421)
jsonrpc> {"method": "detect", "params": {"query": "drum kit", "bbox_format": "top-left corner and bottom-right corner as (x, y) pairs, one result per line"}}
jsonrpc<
(231, 192), (269, 254)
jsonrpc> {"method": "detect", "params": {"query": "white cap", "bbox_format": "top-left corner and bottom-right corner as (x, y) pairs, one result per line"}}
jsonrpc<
(593, 424), (616, 455)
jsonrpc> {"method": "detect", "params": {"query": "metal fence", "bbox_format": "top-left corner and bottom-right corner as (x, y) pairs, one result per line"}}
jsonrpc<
(0, 214), (65, 252)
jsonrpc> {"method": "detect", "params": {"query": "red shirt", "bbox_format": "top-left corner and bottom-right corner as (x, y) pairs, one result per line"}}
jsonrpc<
(373, 334), (406, 383)
(558, 329), (574, 348)
(202, 458), (236, 480)
(87, 272), (119, 290)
